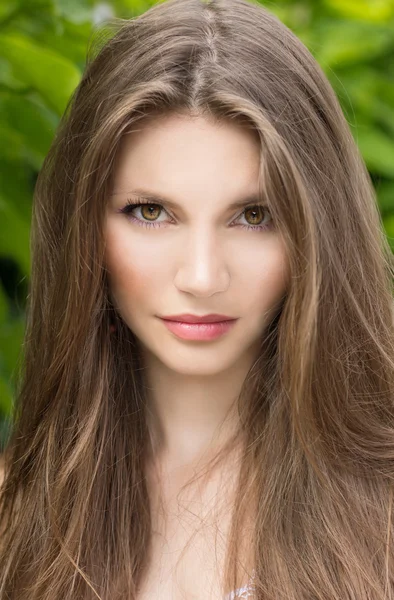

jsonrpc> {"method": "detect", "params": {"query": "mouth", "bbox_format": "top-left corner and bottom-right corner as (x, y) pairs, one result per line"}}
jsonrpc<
(159, 317), (238, 341)
(160, 314), (237, 324)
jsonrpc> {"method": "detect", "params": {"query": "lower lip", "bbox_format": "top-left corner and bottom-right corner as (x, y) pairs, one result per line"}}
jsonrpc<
(159, 318), (238, 341)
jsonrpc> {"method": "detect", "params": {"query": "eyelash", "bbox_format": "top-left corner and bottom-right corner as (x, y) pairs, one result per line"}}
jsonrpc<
(118, 199), (274, 232)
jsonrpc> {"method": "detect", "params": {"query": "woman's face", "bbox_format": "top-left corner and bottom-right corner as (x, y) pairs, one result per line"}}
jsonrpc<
(104, 112), (289, 375)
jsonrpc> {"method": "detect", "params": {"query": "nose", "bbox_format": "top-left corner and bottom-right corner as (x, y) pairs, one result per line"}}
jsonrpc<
(173, 229), (230, 297)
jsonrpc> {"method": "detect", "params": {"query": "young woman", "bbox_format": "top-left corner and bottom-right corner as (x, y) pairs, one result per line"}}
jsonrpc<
(0, 0), (393, 598)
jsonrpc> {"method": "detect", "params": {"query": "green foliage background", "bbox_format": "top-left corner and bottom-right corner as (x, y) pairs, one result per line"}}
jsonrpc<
(0, 0), (393, 449)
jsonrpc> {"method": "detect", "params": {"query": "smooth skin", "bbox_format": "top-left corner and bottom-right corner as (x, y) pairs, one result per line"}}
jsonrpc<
(105, 111), (290, 467)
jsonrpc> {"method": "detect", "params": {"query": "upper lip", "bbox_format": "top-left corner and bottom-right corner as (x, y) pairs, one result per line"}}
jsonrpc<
(160, 313), (237, 323)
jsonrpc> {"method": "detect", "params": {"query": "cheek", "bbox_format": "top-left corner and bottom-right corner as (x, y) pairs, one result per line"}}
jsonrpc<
(107, 257), (158, 311)
(246, 245), (289, 317)
(104, 224), (159, 310)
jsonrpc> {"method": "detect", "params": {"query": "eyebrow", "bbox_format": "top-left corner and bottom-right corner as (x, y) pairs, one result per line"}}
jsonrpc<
(110, 187), (264, 211)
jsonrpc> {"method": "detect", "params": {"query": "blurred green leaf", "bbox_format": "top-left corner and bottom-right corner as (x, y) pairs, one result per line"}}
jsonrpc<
(36, 28), (90, 64)
(378, 73), (394, 106)
(0, 56), (29, 91)
(0, 2), (19, 22)
(0, 284), (7, 325)
(54, 0), (93, 23)
(0, 160), (36, 224)
(18, 0), (55, 12)
(0, 194), (31, 276)
(383, 214), (394, 251)
(0, 374), (13, 415)
(376, 181), (394, 214)
(353, 126), (394, 178)
(331, 67), (380, 116)
(330, 69), (394, 136)
(0, 33), (81, 114)
(314, 21), (394, 68)
(0, 122), (25, 162)
(373, 99), (394, 137)
(0, 92), (56, 168)
(109, 0), (155, 16)
(0, 0), (60, 38)
(323, 0), (394, 22)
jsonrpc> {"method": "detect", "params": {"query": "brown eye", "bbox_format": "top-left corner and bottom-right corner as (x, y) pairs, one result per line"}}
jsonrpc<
(140, 204), (162, 221)
(244, 206), (265, 226)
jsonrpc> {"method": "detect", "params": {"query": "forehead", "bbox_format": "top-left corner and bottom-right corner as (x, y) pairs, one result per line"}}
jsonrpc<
(111, 113), (262, 207)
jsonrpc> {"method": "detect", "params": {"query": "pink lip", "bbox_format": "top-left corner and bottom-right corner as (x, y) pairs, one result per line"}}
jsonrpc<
(159, 318), (238, 341)
(161, 313), (235, 323)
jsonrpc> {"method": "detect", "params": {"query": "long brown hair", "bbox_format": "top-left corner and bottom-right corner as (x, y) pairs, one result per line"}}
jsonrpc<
(0, 0), (393, 597)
